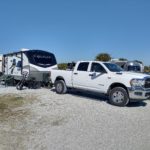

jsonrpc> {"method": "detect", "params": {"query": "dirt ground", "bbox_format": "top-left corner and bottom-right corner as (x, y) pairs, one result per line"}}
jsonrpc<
(0, 87), (150, 150)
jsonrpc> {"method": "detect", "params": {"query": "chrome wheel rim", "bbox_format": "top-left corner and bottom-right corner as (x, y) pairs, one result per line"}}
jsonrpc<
(112, 91), (125, 103)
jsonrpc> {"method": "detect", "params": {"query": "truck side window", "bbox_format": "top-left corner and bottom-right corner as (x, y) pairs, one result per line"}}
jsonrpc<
(91, 63), (106, 73)
(77, 62), (89, 71)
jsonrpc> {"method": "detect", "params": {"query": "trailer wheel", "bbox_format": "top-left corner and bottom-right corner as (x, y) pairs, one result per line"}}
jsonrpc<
(33, 81), (41, 89)
(109, 87), (129, 106)
(55, 80), (67, 94)
(16, 82), (23, 90)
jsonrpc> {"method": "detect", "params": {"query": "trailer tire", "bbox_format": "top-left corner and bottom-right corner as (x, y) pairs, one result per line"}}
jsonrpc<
(109, 87), (129, 107)
(55, 80), (67, 94)
(31, 81), (41, 89)
(16, 82), (23, 90)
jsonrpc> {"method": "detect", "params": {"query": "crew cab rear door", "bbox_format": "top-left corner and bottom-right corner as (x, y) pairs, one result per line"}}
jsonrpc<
(72, 62), (90, 89)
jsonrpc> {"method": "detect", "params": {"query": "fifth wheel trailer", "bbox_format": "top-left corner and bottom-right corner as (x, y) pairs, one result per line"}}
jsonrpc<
(3, 49), (57, 83)
(111, 60), (144, 72)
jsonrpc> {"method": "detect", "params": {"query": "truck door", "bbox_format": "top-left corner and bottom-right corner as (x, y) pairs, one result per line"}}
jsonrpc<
(87, 62), (108, 92)
(73, 62), (90, 89)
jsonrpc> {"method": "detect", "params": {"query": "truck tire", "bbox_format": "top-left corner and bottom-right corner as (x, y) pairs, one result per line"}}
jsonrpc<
(109, 87), (129, 106)
(55, 80), (67, 94)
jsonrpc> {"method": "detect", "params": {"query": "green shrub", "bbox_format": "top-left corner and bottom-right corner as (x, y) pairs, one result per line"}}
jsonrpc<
(58, 63), (67, 70)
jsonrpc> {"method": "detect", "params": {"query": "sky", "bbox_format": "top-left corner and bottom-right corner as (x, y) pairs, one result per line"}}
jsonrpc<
(0, 0), (150, 65)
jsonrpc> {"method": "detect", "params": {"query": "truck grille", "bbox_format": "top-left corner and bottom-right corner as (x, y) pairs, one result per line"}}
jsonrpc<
(144, 78), (150, 88)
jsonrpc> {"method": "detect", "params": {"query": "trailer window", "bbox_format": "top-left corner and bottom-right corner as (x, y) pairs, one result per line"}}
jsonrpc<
(25, 50), (57, 68)
(128, 66), (140, 72)
(16, 61), (22, 68)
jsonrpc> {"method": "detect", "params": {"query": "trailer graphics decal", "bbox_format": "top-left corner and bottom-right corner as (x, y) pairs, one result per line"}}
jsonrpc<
(9, 59), (16, 74)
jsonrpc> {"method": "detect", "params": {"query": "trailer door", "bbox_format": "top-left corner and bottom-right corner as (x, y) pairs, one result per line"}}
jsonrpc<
(4, 53), (22, 76)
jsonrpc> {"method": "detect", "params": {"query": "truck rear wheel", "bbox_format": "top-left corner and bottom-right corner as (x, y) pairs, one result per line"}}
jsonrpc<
(55, 80), (67, 94)
(109, 87), (129, 106)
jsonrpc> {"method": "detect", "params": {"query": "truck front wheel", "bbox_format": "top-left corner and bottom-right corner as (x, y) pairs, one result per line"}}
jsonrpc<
(55, 80), (67, 94)
(109, 87), (129, 106)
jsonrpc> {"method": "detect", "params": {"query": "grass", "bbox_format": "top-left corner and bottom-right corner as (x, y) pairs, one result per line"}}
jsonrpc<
(0, 95), (24, 112)
(0, 94), (36, 120)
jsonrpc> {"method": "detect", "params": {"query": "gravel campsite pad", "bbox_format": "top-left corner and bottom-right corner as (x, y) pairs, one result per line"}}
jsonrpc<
(0, 87), (150, 150)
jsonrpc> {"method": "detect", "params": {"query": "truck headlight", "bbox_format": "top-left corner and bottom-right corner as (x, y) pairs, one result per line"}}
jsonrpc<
(130, 79), (145, 87)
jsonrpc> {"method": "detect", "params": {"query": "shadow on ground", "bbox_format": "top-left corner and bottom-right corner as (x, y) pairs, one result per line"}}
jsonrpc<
(68, 90), (107, 102)
(127, 101), (147, 107)
(51, 88), (107, 102)
(51, 88), (148, 107)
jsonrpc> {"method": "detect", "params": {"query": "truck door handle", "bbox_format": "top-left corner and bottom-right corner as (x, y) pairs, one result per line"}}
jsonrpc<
(74, 73), (78, 75)
(89, 74), (94, 76)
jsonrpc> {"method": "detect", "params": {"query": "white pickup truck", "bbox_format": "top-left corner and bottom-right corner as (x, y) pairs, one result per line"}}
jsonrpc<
(50, 61), (150, 106)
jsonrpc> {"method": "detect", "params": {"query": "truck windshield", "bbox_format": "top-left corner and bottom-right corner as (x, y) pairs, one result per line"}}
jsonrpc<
(104, 63), (123, 72)
(25, 50), (57, 68)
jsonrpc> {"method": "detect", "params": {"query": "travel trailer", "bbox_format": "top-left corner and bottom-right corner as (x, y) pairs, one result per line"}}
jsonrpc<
(111, 59), (144, 72)
(3, 49), (57, 82)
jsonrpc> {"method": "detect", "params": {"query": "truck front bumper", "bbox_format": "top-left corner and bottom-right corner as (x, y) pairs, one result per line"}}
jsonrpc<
(128, 87), (150, 101)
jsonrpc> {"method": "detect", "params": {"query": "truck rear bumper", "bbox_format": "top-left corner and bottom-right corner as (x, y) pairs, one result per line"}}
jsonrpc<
(128, 87), (150, 101)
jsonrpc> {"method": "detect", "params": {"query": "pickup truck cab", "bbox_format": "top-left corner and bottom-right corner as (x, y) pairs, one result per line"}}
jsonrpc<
(50, 61), (150, 106)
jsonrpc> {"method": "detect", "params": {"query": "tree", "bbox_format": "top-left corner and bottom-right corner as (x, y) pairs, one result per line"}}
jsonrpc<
(118, 58), (128, 61)
(144, 66), (150, 73)
(95, 53), (111, 62)
(58, 63), (67, 70)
